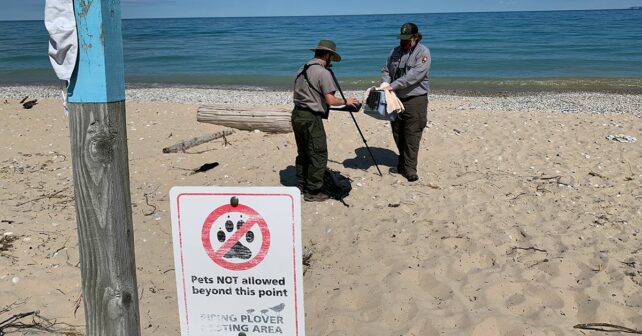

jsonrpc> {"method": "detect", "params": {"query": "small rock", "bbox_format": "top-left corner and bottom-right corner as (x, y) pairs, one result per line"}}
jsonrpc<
(606, 134), (637, 143)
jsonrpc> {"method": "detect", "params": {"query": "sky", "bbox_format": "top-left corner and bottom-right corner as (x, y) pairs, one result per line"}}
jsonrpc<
(1, 0), (640, 21)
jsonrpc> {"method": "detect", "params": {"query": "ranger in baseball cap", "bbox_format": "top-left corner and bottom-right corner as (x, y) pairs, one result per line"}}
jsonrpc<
(383, 21), (431, 182)
(398, 22), (419, 40)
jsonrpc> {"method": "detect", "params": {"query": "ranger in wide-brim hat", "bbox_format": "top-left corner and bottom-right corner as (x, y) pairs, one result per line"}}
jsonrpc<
(292, 38), (358, 202)
(309, 39), (342, 62)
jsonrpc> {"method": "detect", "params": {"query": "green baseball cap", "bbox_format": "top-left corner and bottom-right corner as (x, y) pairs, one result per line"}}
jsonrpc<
(310, 39), (341, 62)
(398, 22), (419, 40)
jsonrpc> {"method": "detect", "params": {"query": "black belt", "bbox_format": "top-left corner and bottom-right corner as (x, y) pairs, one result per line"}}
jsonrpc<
(399, 94), (427, 102)
(294, 105), (319, 113)
(294, 104), (329, 119)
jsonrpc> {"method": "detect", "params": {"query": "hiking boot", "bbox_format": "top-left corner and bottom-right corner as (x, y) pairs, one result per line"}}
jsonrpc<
(304, 190), (330, 202)
(389, 167), (405, 175)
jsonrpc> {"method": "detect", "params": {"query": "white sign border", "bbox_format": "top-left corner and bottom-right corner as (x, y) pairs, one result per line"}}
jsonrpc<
(170, 186), (304, 336)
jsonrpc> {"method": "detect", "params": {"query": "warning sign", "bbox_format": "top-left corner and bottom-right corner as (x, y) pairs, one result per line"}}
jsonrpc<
(201, 203), (271, 271)
(169, 187), (304, 336)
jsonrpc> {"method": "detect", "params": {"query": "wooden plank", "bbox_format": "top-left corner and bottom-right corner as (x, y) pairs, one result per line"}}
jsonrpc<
(66, 0), (140, 335)
(197, 104), (292, 133)
(68, 101), (140, 335)
(162, 129), (235, 153)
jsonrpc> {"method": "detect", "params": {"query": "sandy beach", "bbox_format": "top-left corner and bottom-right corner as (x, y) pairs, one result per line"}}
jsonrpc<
(1, 86), (641, 335)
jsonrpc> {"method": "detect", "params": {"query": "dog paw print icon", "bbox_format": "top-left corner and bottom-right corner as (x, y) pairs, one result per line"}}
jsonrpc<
(202, 197), (271, 271)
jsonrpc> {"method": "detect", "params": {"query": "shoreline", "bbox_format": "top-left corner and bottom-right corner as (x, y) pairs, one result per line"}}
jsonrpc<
(2, 84), (641, 117)
(2, 76), (642, 95)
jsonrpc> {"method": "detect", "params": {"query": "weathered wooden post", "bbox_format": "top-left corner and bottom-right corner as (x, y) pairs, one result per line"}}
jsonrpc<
(66, 0), (141, 334)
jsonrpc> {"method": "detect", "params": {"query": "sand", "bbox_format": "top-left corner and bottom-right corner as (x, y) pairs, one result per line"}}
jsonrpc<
(1, 89), (641, 335)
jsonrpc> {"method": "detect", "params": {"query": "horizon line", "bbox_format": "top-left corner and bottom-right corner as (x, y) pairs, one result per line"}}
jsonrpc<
(0, 7), (636, 22)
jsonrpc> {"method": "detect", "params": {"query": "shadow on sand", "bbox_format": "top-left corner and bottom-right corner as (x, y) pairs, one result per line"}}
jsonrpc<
(342, 146), (397, 171)
(278, 146), (398, 186)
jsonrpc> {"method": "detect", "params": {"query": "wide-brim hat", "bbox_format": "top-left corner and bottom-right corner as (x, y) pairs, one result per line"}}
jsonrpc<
(310, 39), (341, 62)
(398, 22), (419, 40)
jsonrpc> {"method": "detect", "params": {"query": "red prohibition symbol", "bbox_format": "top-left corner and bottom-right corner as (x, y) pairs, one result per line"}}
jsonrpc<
(201, 202), (271, 271)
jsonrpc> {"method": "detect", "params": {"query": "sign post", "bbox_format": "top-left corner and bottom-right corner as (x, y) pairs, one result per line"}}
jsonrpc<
(170, 187), (304, 336)
(67, 0), (141, 334)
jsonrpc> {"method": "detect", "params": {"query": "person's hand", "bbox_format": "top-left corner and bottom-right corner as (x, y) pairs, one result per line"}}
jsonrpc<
(345, 97), (359, 106)
(380, 83), (393, 91)
(345, 97), (362, 112)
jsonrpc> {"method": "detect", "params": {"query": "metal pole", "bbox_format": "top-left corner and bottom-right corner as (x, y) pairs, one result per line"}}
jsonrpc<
(67, 0), (141, 334)
(328, 69), (383, 176)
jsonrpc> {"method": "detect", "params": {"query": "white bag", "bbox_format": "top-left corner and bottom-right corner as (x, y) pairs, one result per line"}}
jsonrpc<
(364, 88), (397, 121)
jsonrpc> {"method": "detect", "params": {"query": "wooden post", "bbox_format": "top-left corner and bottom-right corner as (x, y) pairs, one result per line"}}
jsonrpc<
(67, 0), (141, 335)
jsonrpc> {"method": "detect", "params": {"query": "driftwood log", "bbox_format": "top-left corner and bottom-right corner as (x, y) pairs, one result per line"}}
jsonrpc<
(162, 129), (235, 153)
(197, 104), (292, 133)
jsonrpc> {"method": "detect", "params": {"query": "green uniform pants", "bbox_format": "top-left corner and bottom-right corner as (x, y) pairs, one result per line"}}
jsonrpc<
(291, 107), (327, 192)
(391, 94), (428, 176)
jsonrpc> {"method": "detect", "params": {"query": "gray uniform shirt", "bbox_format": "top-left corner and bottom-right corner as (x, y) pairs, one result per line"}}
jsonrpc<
(381, 43), (431, 98)
(293, 59), (338, 115)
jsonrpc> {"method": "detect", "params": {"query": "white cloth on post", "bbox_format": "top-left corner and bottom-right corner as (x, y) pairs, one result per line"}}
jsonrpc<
(45, 0), (77, 82)
(44, 0), (77, 116)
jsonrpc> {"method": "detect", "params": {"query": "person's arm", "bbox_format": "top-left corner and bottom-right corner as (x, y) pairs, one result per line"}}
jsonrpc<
(318, 71), (359, 107)
(381, 50), (393, 84)
(324, 92), (359, 107)
(390, 48), (430, 91)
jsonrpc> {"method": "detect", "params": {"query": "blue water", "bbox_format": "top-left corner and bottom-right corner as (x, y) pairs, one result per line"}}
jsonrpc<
(1, 10), (642, 91)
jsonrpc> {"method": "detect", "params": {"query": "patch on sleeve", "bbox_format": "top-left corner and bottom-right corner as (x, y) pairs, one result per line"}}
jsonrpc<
(422, 56), (428, 63)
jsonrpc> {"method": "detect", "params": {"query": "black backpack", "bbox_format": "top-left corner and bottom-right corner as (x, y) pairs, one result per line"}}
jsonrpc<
(322, 169), (352, 207)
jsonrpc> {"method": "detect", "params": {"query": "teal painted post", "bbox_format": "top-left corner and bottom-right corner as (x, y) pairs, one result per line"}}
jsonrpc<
(67, 0), (141, 335)
(68, 0), (125, 103)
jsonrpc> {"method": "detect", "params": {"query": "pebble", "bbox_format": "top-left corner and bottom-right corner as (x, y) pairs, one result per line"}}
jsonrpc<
(461, 92), (642, 116)
(607, 134), (637, 143)
(1, 85), (640, 116)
